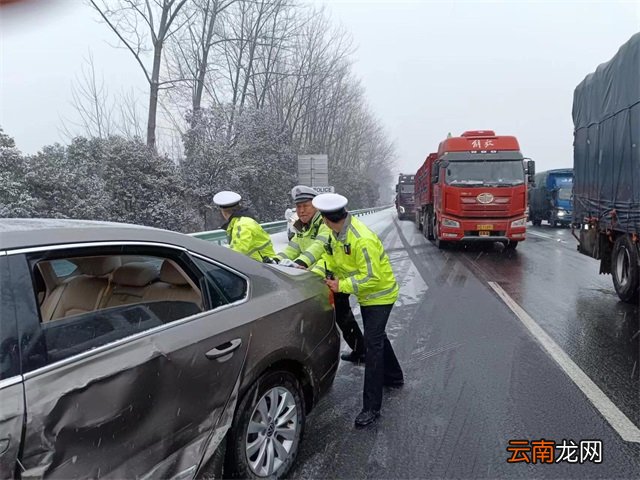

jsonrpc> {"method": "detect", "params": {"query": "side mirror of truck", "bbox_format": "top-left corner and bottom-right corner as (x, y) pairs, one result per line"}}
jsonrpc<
(524, 158), (535, 181)
(431, 164), (439, 184)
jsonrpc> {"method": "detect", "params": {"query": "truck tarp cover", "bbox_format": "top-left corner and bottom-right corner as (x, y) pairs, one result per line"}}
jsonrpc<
(573, 32), (640, 233)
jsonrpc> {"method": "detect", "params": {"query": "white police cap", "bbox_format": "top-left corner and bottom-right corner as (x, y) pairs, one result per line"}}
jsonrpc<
(213, 191), (242, 208)
(312, 193), (348, 212)
(291, 185), (318, 204)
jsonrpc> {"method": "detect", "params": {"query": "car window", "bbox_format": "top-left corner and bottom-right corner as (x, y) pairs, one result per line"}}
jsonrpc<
(42, 301), (201, 365)
(51, 259), (77, 278)
(193, 257), (247, 305)
(24, 251), (207, 369)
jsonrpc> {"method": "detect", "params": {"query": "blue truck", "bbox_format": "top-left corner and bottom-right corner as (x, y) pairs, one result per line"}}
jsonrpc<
(528, 169), (573, 227)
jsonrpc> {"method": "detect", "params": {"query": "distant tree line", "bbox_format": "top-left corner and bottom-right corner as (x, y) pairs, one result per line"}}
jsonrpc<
(2, 0), (395, 232)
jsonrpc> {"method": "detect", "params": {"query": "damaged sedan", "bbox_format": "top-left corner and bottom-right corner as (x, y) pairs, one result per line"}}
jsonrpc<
(0, 219), (339, 479)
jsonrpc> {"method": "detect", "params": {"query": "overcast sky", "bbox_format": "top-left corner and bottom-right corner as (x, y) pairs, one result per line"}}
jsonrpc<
(2, 0), (640, 175)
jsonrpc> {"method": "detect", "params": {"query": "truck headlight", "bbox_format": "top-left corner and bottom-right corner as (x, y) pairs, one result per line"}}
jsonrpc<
(511, 218), (527, 228)
(442, 218), (460, 228)
(557, 210), (566, 217)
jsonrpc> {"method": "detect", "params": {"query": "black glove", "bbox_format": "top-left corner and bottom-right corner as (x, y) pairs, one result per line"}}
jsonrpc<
(294, 259), (308, 268)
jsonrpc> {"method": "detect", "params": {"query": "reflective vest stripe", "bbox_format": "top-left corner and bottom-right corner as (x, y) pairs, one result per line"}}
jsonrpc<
(300, 250), (317, 265)
(354, 247), (373, 285)
(365, 282), (398, 300)
(248, 240), (272, 256)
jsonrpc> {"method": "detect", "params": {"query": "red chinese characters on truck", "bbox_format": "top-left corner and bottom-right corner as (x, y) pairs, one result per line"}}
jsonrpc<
(414, 130), (535, 250)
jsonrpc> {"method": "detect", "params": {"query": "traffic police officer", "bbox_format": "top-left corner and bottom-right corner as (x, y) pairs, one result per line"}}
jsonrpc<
(312, 193), (404, 427)
(277, 185), (331, 268)
(213, 191), (276, 262)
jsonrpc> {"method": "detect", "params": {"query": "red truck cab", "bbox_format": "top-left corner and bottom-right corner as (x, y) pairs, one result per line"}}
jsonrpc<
(415, 130), (535, 249)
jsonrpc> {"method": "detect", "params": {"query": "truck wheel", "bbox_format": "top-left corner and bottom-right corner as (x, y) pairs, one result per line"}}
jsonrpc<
(225, 371), (305, 479)
(611, 235), (639, 303)
(426, 211), (434, 241)
(433, 217), (448, 249)
(532, 219), (541, 227)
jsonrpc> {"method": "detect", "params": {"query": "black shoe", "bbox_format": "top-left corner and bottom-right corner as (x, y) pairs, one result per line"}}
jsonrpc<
(341, 351), (365, 363)
(384, 379), (404, 389)
(355, 410), (380, 428)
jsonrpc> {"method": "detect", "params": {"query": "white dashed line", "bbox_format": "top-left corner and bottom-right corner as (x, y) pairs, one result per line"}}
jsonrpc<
(488, 281), (640, 444)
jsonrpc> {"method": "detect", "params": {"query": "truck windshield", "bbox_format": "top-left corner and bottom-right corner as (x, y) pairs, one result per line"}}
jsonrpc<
(558, 187), (572, 200)
(445, 160), (525, 186)
(399, 184), (414, 194)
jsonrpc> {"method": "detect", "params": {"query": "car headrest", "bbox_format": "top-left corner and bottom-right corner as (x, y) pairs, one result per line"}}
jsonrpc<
(159, 261), (189, 286)
(74, 256), (121, 277)
(112, 262), (158, 287)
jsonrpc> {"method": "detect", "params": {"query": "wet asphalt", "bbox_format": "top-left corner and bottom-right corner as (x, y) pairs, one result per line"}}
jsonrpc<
(288, 210), (640, 479)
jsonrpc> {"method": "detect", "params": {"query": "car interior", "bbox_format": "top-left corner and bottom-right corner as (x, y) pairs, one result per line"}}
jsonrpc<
(34, 255), (202, 323)
(27, 255), (206, 363)
(34, 255), (203, 323)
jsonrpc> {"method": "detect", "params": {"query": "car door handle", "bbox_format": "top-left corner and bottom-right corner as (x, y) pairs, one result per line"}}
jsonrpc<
(205, 339), (242, 361)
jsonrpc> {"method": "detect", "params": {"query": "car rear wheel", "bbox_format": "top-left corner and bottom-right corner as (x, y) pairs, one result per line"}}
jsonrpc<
(226, 371), (305, 479)
(611, 235), (639, 303)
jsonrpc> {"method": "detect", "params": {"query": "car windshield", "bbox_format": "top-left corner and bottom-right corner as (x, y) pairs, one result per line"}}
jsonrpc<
(400, 184), (414, 193)
(445, 160), (525, 186)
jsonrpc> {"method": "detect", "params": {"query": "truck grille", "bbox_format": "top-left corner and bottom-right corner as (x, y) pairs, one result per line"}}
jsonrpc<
(460, 196), (511, 218)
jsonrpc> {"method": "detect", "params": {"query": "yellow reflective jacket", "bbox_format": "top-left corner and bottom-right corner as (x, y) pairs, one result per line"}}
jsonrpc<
(313, 214), (398, 306)
(225, 215), (276, 262)
(277, 212), (331, 268)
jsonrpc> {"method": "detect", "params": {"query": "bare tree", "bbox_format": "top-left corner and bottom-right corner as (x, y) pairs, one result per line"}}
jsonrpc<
(165, 0), (239, 130)
(90, 0), (189, 149)
(61, 52), (116, 140)
(117, 88), (145, 139)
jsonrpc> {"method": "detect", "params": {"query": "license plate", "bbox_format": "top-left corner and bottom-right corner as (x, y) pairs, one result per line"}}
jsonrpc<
(479, 231), (490, 237)
(477, 224), (494, 230)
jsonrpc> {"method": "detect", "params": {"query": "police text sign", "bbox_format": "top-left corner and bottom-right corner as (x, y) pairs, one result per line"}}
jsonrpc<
(312, 186), (335, 193)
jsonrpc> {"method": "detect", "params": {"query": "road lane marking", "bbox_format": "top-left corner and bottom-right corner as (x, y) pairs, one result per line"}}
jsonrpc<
(488, 281), (640, 444)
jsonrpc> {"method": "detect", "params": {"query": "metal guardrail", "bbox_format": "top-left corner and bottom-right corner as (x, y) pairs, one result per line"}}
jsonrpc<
(190, 205), (393, 245)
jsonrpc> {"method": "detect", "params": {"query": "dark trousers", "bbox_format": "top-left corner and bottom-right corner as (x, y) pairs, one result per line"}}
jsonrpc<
(334, 293), (365, 355)
(361, 304), (404, 412)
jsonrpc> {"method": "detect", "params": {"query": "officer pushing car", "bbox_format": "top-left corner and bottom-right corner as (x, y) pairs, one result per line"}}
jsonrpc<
(277, 185), (331, 269)
(312, 192), (404, 427)
(213, 190), (276, 262)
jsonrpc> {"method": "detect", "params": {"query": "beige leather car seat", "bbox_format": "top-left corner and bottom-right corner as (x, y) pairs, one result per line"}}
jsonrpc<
(143, 260), (202, 308)
(102, 262), (159, 308)
(41, 256), (121, 322)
